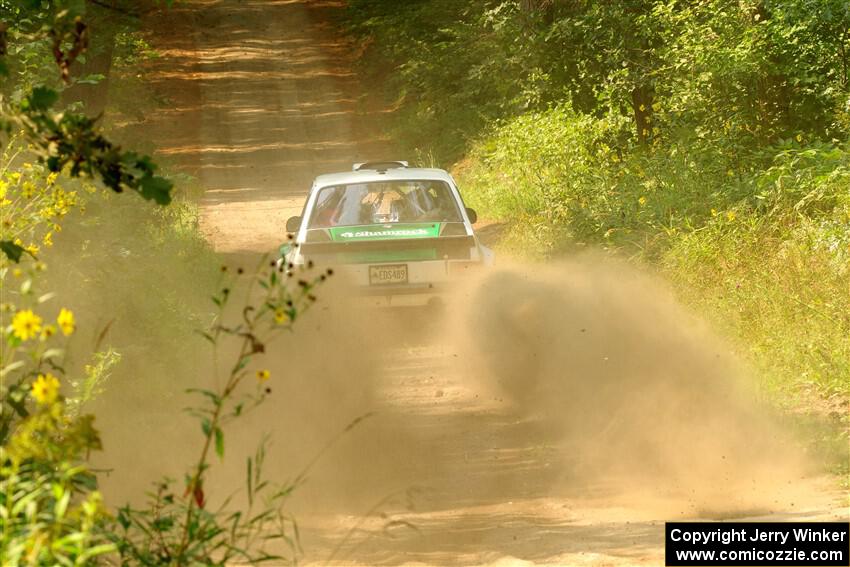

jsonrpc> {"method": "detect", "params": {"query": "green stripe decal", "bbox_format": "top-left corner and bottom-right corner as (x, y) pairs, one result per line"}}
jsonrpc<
(328, 223), (441, 242)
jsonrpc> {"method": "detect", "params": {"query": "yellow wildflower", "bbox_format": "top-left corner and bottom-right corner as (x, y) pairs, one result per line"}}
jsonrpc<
(43, 232), (53, 247)
(726, 211), (737, 222)
(256, 369), (271, 382)
(711, 208), (718, 217)
(12, 310), (42, 341)
(795, 134), (803, 143)
(40, 325), (57, 340)
(31, 373), (61, 405)
(274, 308), (289, 324)
(638, 196), (647, 206)
(57, 308), (75, 336)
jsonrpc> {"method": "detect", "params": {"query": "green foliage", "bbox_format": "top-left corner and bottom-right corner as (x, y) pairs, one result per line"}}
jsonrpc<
(661, 145), (850, 397)
(457, 105), (630, 249)
(346, 0), (541, 161)
(0, 240), (26, 262)
(1, 3), (322, 562)
(2, 192), (330, 564)
(66, 348), (121, 415)
(0, 3), (64, 97)
(0, 1), (175, 253)
(347, 0), (850, 160)
(0, 191), (114, 563)
(456, 107), (849, 400)
(0, 139), (81, 263)
(1, 90), (174, 208)
(0, 400), (114, 567)
(0, 206), (84, 445)
(112, 446), (296, 566)
(349, 0), (850, 408)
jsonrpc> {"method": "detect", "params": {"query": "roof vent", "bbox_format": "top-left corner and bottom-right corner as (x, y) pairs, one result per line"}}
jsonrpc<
(353, 161), (409, 171)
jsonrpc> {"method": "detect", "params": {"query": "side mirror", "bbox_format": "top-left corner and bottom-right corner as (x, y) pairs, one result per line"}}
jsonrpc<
(465, 207), (478, 224)
(285, 216), (302, 233)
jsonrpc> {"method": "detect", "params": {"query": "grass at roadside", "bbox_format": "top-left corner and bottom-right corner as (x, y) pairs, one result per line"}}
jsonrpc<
(341, 0), (849, 482)
(454, 106), (850, 405)
(453, 107), (849, 479)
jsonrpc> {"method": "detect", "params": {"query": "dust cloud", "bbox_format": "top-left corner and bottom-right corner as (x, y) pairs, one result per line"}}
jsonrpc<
(219, 253), (812, 522)
(445, 255), (811, 515)
(44, 210), (817, 553)
(216, 272), (447, 516)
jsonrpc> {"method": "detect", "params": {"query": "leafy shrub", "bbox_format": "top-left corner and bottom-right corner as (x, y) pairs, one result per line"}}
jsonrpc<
(662, 144), (850, 397)
(2, 5), (331, 562)
(1, 164), (115, 562)
(1, 403), (113, 565)
(1, 138), (330, 564)
(348, 0), (850, 162)
(2, 192), (329, 565)
(455, 107), (849, 400)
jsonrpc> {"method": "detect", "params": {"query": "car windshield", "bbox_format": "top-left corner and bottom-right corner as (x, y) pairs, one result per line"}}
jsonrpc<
(308, 180), (462, 228)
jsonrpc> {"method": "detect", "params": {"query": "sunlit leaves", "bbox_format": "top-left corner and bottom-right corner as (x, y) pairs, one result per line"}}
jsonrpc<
(214, 427), (224, 459)
(23, 85), (58, 110)
(1, 4), (174, 206)
(0, 239), (27, 262)
(7, 87), (174, 204)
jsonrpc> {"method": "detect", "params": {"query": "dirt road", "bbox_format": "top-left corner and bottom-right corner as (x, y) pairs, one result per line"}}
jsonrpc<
(142, 0), (388, 252)
(138, 1), (848, 565)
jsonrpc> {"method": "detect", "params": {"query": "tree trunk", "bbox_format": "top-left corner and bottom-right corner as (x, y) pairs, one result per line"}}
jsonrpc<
(519, 0), (555, 24)
(631, 85), (653, 145)
(62, 1), (119, 117)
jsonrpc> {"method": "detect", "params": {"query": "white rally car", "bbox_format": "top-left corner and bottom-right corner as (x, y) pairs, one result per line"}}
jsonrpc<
(280, 161), (493, 306)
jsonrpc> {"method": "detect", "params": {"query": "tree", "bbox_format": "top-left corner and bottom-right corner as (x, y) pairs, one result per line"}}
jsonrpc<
(0, 0), (174, 261)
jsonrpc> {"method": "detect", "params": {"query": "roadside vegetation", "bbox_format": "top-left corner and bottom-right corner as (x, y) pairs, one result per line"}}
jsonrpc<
(344, 0), (850, 417)
(0, 0), (847, 562)
(1, 2), (331, 563)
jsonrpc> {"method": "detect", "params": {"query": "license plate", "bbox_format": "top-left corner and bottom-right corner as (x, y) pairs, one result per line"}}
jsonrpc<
(369, 264), (408, 285)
